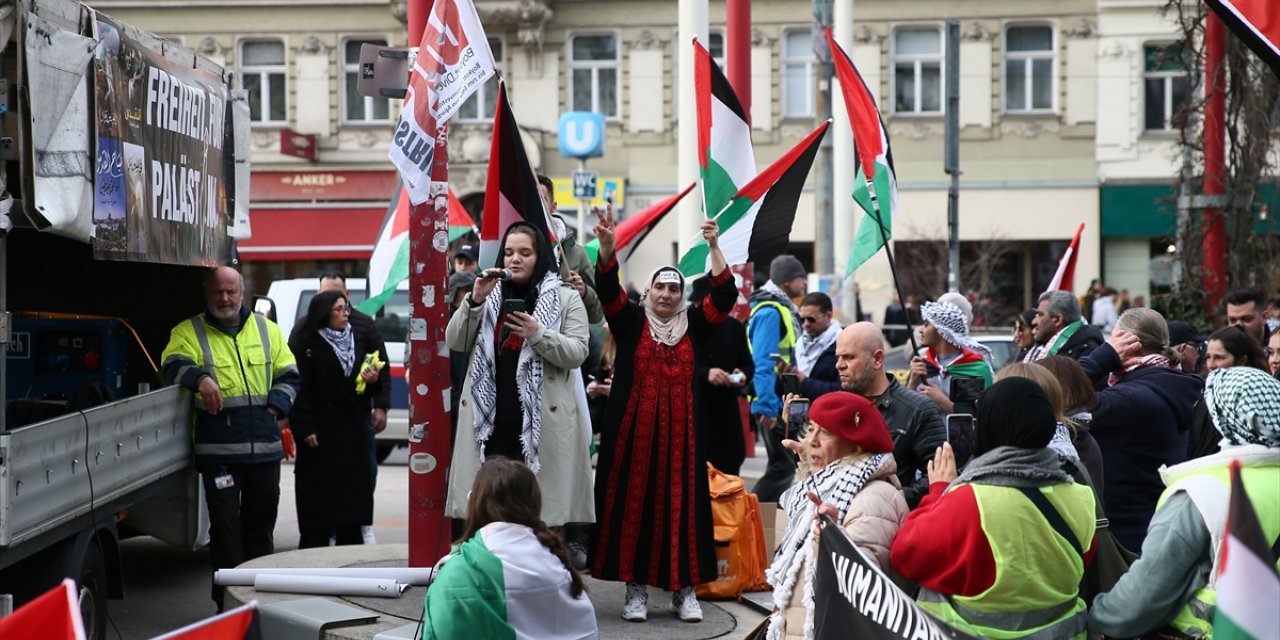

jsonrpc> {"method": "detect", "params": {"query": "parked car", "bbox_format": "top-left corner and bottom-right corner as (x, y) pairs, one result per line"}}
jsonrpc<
(266, 278), (409, 462)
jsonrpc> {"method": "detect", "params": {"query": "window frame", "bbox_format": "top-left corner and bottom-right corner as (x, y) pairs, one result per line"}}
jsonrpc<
(890, 24), (945, 117)
(1002, 23), (1057, 115)
(672, 29), (726, 122)
(1142, 41), (1190, 133)
(239, 38), (289, 126)
(781, 28), (815, 120)
(456, 36), (505, 123)
(340, 36), (391, 125)
(567, 31), (622, 120)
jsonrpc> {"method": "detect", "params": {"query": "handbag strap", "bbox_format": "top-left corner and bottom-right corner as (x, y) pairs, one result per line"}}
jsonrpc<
(1017, 487), (1084, 558)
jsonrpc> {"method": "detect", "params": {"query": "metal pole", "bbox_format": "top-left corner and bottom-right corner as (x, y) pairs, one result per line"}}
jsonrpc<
(406, 0), (453, 568)
(726, 0), (752, 124)
(944, 20), (960, 293)
(0, 229), (6, 432)
(577, 158), (589, 239)
(813, 0), (834, 275)
(1202, 13), (1227, 316)
(677, 0), (709, 251)
(831, 0), (855, 318)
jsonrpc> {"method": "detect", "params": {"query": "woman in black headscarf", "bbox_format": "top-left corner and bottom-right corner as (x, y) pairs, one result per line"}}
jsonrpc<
(288, 290), (383, 547)
(891, 378), (1098, 640)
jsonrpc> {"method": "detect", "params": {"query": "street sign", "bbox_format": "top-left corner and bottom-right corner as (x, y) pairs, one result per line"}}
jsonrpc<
(572, 170), (599, 199)
(559, 112), (606, 158)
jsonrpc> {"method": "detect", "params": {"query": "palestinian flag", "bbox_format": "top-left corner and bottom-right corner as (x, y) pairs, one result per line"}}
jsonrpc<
(584, 182), (695, 265)
(357, 182), (410, 316)
(695, 36), (756, 218)
(421, 522), (597, 639)
(1206, 0), (1280, 78)
(678, 121), (830, 276)
(923, 348), (993, 388)
(827, 29), (899, 276)
(1045, 223), (1085, 294)
(1213, 461), (1280, 640)
(447, 188), (478, 242)
(479, 81), (556, 270)
(0, 579), (86, 639)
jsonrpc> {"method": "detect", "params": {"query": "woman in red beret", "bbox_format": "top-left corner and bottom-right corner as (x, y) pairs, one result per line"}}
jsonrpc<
(764, 391), (908, 640)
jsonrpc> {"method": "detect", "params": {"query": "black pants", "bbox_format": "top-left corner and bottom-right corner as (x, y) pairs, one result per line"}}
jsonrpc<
(298, 526), (363, 549)
(199, 462), (281, 610)
(750, 415), (796, 503)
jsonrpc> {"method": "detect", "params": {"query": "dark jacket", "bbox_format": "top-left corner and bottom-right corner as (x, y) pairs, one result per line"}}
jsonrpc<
(1059, 323), (1105, 361)
(292, 308), (390, 411)
(1080, 343), (1204, 552)
(798, 341), (841, 399)
(872, 375), (947, 508)
(695, 315), (754, 476)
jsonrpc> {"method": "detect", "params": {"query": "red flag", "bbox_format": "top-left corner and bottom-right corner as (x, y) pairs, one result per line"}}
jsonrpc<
(0, 579), (86, 640)
(151, 601), (260, 639)
(586, 183), (695, 265)
(478, 81), (557, 270)
(1206, 0), (1280, 78)
(446, 188), (476, 242)
(1045, 223), (1085, 294)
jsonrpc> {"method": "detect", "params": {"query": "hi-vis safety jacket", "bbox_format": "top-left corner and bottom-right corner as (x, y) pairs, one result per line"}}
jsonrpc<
(162, 307), (301, 466)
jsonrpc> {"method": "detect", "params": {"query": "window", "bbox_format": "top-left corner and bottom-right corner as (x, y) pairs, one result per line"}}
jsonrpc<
(1004, 25), (1054, 113)
(893, 27), (942, 115)
(1144, 43), (1190, 132)
(240, 40), (287, 124)
(457, 38), (503, 122)
(783, 30), (814, 118)
(343, 38), (390, 123)
(569, 34), (619, 118)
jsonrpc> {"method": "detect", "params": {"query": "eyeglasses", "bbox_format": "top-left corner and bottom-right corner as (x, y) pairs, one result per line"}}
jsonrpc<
(801, 315), (822, 324)
(335, 304), (352, 314)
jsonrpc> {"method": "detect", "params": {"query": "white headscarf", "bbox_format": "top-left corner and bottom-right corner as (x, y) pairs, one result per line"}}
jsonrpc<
(641, 266), (689, 346)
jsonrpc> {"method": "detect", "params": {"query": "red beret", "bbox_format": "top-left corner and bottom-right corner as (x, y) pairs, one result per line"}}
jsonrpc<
(808, 391), (894, 454)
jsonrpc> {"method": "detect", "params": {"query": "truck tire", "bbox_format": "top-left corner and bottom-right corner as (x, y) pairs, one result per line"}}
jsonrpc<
(77, 543), (109, 640)
(375, 442), (396, 464)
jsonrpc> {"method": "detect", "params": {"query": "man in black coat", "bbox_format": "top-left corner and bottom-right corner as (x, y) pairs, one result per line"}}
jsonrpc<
(782, 292), (842, 399)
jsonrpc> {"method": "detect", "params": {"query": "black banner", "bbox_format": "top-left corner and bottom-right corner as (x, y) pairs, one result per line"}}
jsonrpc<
(92, 16), (232, 265)
(814, 518), (975, 640)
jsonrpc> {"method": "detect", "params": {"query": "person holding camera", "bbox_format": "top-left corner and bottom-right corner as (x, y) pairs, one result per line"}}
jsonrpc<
(690, 276), (754, 476)
(590, 207), (735, 623)
(909, 299), (994, 415)
(444, 222), (594, 531)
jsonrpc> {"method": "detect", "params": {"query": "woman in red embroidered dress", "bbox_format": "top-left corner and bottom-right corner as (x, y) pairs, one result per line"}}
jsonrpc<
(589, 208), (736, 623)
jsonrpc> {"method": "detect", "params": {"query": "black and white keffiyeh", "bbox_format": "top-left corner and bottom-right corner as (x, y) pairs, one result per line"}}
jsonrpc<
(319, 325), (355, 377)
(921, 300), (992, 362)
(766, 453), (889, 640)
(468, 270), (564, 471)
(1204, 367), (1280, 448)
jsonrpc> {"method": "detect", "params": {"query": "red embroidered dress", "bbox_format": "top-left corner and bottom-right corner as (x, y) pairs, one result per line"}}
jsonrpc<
(590, 256), (737, 590)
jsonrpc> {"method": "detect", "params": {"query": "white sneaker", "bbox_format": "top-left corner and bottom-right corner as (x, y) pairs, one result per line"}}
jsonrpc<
(361, 526), (377, 544)
(622, 583), (648, 622)
(670, 587), (703, 623)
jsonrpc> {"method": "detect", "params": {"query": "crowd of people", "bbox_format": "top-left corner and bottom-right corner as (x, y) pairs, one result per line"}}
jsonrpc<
(163, 198), (1280, 638)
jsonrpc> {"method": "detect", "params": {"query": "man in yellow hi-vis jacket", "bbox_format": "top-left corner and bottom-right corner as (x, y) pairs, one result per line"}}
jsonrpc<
(161, 266), (301, 611)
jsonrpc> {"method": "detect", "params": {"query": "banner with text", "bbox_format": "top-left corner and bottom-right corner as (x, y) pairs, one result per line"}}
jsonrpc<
(389, 0), (495, 205)
(815, 520), (975, 640)
(92, 16), (232, 265)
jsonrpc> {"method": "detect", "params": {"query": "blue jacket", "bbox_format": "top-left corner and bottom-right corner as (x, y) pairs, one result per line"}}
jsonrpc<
(748, 304), (784, 416)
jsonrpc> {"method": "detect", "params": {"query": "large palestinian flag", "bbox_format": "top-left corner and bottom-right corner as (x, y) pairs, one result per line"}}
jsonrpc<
(584, 182), (695, 265)
(1213, 461), (1280, 639)
(1206, 0), (1280, 78)
(827, 29), (899, 277)
(678, 121), (830, 276)
(479, 81), (556, 270)
(695, 37), (756, 219)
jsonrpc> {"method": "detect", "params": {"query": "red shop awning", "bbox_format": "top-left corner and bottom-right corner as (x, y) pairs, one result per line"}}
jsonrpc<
(238, 205), (387, 261)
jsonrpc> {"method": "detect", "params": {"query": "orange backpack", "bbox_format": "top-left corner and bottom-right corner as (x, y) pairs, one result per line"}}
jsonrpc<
(696, 463), (771, 599)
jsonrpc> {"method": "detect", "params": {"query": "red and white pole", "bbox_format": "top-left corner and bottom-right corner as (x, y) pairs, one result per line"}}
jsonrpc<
(406, 0), (454, 567)
(1202, 11), (1227, 316)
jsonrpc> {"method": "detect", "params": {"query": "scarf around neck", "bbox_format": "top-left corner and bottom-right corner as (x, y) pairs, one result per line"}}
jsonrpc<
(468, 270), (563, 472)
(796, 320), (841, 376)
(1025, 319), (1083, 362)
(950, 446), (1071, 490)
(1107, 353), (1174, 387)
(767, 453), (890, 640)
(319, 325), (355, 377)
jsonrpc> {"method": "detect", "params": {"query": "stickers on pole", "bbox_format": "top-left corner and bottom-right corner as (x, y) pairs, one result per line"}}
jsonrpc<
(409, 422), (426, 443)
(409, 453), (437, 475)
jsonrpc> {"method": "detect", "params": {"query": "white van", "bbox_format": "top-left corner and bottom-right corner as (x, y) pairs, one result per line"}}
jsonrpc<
(266, 278), (409, 462)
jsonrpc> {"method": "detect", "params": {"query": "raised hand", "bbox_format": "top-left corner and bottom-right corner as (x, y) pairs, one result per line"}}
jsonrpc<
(700, 218), (720, 249)
(593, 204), (617, 261)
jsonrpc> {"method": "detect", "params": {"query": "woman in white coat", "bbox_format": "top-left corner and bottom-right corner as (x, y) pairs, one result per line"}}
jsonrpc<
(445, 222), (594, 528)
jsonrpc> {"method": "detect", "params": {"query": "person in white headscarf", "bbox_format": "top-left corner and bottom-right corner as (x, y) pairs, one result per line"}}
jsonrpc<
(589, 208), (736, 623)
(1089, 367), (1280, 638)
(908, 299), (995, 413)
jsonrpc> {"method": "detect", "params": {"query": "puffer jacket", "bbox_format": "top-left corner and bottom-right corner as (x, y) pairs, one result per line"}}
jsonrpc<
(771, 455), (908, 640)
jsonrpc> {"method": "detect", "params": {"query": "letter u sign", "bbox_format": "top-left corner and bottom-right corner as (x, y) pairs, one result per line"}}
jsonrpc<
(558, 112), (606, 159)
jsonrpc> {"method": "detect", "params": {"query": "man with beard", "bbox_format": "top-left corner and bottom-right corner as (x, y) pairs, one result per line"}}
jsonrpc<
(1025, 290), (1104, 362)
(778, 291), (842, 399)
(834, 322), (946, 508)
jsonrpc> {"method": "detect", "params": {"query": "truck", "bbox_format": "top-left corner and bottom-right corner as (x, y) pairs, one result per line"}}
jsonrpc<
(0, 1), (250, 637)
(266, 277), (411, 462)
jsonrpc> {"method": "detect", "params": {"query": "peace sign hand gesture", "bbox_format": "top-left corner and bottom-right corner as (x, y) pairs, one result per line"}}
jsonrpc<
(593, 203), (617, 263)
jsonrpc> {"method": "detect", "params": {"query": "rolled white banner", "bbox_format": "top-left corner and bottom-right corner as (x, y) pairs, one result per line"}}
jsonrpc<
(253, 574), (407, 598)
(215, 567), (435, 586)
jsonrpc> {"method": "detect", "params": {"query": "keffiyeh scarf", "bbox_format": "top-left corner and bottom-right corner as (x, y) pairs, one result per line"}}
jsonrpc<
(796, 320), (841, 376)
(1107, 353), (1176, 387)
(766, 453), (889, 640)
(468, 270), (563, 472)
(319, 325), (355, 377)
(921, 300), (993, 364)
(1204, 367), (1280, 448)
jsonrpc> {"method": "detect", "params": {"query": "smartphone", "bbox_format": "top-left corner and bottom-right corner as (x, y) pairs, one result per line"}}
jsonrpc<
(787, 398), (811, 438)
(780, 372), (801, 396)
(769, 352), (785, 365)
(500, 298), (526, 317)
(945, 413), (975, 467)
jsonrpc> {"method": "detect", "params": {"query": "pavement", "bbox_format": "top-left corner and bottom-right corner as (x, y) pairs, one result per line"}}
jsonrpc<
(220, 444), (773, 639)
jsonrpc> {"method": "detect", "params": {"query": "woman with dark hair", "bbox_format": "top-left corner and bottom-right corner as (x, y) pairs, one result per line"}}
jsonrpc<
(590, 210), (735, 623)
(891, 378), (1097, 640)
(1013, 309), (1038, 363)
(288, 290), (383, 547)
(446, 222), (593, 530)
(421, 458), (597, 639)
(1204, 325), (1269, 373)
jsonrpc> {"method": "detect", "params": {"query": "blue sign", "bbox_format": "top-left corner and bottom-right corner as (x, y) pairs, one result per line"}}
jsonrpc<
(558, 112), (605, 158)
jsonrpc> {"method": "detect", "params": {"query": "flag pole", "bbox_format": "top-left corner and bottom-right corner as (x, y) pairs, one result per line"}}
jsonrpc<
(862, 175), (920, 355)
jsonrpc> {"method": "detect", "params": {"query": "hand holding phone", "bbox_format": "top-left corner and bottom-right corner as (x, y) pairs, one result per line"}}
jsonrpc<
(945, 413), (975, 468)
(786, 397), (810, 438)
(780, 372), (801, 396)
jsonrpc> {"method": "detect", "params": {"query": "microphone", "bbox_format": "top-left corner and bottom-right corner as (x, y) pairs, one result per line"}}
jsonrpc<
(479, 268), (513, 281)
